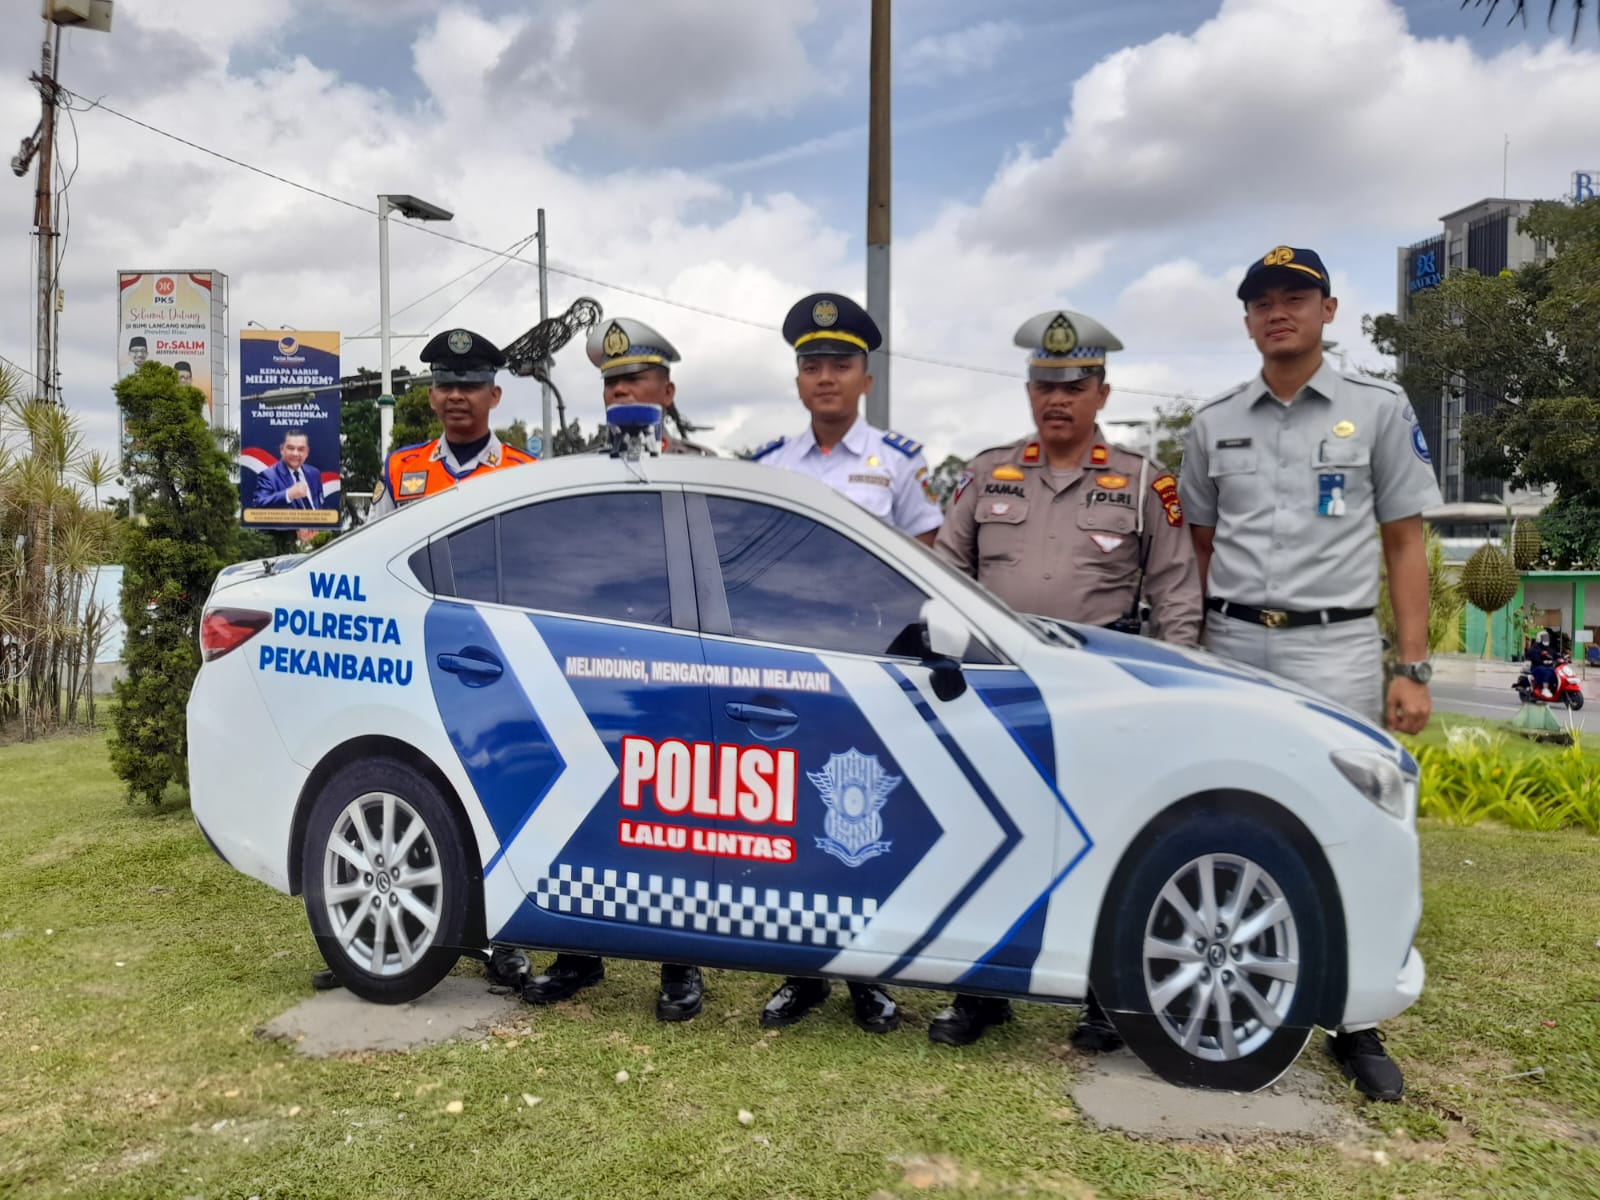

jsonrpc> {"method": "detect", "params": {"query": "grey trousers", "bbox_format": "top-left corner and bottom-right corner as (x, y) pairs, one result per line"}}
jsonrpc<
(1202, 609), (1384, 1032)
(1201, 610), (1384, 725)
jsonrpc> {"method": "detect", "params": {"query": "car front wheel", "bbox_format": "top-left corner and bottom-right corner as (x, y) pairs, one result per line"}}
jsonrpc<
(302, 758), (470, 1003)
(1093, 813), (1329, 1092)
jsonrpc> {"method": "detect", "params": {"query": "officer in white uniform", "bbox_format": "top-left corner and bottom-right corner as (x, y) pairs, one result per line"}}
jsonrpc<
(752, 292), (936, 1036)
(1178, 245), (1443, 1102)
(752, 293), (943, 547)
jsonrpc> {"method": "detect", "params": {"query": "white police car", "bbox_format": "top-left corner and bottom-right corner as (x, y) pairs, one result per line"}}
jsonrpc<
(188, 410), (1423, 1093)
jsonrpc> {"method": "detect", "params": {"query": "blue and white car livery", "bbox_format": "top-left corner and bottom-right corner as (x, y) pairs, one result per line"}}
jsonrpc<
(188, 428), (1424, 1093)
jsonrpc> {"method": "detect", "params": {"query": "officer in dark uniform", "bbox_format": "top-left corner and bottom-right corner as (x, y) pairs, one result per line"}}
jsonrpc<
(520, 316), (709, 1024)
(368, 328), (538, 520)
(315, 328), (535, 993)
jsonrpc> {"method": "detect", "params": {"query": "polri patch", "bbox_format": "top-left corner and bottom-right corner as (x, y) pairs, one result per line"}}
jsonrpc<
(1153, 474), (1183, 527)
(399, 471), (429, 496)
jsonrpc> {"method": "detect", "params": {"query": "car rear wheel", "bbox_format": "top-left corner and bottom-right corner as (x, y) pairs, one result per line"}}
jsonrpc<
(302, 758), (470, 1003)
(1092, 813), (1328, 1092)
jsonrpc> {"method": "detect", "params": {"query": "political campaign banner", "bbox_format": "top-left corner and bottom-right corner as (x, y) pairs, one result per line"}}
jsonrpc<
(117, 270), (228, 420)
(238, 331), (342, 529)
(238, 397), (342, 529)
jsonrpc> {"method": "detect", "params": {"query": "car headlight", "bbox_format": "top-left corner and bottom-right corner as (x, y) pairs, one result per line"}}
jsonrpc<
(1330, 749), (1413, 820)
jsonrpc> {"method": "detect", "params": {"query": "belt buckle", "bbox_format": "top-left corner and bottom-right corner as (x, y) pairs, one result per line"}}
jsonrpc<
(1259, 608), (1290, 629)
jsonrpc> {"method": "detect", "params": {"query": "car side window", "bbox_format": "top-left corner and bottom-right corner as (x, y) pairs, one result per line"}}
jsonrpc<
(705, 496), (928, 656)
(447, 493), (674, 627)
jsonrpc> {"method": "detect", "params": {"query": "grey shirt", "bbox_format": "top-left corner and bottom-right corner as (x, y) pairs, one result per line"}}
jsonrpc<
(1178, 358), (1442, 610)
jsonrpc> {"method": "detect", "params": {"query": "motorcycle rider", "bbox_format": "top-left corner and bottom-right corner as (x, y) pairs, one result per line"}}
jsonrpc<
(1527, 630), (1557, 697)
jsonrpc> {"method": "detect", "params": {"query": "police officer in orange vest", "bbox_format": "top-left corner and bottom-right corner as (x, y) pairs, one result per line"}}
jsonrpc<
(314, 328), (536, 993)
(368, 327), (538, 519)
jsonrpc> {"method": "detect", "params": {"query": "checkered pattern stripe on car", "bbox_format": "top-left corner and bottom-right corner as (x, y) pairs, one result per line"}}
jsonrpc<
(533, 864), (877, 948)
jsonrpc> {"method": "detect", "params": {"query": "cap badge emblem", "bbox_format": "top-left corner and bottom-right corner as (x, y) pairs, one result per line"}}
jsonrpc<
(1042, 313), (1077, 354)
(1263, 246), (1295, 266)
(812, 299), (838, 327)
(446, 329), (473, 355)
(602, 322), (631, 357)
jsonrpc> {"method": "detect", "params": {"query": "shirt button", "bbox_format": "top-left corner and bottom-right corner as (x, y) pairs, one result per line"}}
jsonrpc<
(1043, 572), (1053, 580)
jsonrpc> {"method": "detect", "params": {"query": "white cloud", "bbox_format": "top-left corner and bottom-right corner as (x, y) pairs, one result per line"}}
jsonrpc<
(903, 20), (1022, 82)
(961, 0), (1600, 252)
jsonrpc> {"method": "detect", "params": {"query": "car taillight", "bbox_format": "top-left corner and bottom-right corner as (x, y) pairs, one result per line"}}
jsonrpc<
(201, 607), (271, 661)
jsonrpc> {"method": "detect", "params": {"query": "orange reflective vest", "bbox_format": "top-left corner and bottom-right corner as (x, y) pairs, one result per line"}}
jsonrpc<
(385, 438), (537, 505)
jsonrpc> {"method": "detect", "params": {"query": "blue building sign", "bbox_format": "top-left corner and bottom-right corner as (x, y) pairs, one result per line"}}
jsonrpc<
(1407, 238), (1444, 295)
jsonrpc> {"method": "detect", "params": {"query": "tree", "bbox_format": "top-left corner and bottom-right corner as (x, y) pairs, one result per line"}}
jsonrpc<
(1365, 198), (1600, 567)
(1152, 400), (1196, 473)
(388, 383), (440, 452)
(110, 362), (239, 804)
(925, 454), (969, 509)
(1378, 526), (1466, 659)
(1460, 0), (1597, 41)
(341, 395), (379, 502)
(0, 371), (121, 735)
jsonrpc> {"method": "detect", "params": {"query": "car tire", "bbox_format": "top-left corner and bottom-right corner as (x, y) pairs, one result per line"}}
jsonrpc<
(302, 758), (470, 1004)
(1092, 812), (1328, 1093)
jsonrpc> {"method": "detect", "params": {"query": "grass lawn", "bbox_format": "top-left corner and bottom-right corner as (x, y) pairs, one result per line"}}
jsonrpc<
(3, 733), (1599, 1200)
(1406, 712), (1599, 761)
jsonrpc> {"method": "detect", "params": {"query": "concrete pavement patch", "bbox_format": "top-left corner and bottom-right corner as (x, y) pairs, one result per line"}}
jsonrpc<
(260, 977), (525, 1056)
(1070, 1050), (1358, 1141)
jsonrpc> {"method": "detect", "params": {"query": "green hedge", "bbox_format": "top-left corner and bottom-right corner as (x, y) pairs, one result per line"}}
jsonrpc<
(1410, 728), (1600, 832)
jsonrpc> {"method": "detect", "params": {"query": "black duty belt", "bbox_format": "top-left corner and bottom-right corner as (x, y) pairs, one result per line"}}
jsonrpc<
(1207, 597), (1375, 630)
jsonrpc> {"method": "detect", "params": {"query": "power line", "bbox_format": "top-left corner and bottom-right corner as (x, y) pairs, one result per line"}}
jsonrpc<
(65, 89), (1201, 400)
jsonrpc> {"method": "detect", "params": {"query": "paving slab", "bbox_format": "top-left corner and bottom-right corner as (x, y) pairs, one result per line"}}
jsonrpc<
(260, 977), (525, 1056)
(1070, 1050), (1358, 1141)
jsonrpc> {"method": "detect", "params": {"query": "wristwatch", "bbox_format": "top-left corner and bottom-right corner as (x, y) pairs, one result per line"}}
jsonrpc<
(1392, 661), (1433, 684)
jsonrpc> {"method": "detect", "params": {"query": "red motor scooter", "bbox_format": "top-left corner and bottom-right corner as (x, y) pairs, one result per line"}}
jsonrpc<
(1513, 654), (1586, 710)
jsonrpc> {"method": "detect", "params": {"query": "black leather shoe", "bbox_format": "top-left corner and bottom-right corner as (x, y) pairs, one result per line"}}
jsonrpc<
(310, 968), (342, 991)
(849, 982), (900, 1034)
(1070, 992), (1123, 1053)
(655, 963), (704, 1022)
(485, 945), (529, 988)
(760, 977), (833, 1027)
(928, 994), (1013, 1046)
(521, 954), (605, 1005)
(1326, 1028), (1404, 1101)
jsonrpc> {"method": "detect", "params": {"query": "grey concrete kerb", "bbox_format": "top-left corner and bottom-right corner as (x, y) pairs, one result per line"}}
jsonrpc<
(259, 977), (524, 1056)
(1070, 1049), (1362, 1141)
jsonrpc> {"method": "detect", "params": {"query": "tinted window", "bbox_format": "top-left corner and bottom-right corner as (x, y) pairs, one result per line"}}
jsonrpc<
(447, 517), (497, 602)
(706, 497), (927, 656)
(490, 493), (673, 626)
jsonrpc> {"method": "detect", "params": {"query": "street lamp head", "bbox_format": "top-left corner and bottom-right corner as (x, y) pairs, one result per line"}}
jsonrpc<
(380, 193), (454, 222)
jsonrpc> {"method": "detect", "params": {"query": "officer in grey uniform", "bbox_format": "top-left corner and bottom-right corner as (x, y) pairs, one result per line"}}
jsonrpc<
(1179, 245), (1443, 1101)
(752, 293), (943, 548)
(929, 310), (1202, 1049)
(583, 317), (716, 456)
(751, 292), (937, 1035)
(521, 316), (709, 1024)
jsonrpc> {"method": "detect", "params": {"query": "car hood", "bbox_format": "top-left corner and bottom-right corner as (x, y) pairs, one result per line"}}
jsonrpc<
(1036, 618), (1404, 755)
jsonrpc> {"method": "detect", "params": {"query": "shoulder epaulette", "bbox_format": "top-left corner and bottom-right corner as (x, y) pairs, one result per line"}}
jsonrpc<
(1194, 382), (1251, 415)
(881, 430), (923, 458)
(751, 437), (787, 461)
(1343, 372), (1405, 399)
(503, 444), (539, 463)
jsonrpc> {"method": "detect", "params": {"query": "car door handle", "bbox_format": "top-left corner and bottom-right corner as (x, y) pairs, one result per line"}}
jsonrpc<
(436, 651), (504, 681)
(725, 702), (798, 724)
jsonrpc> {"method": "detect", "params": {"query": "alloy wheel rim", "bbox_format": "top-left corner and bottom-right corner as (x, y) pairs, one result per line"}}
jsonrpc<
(321, 790), (444, 977)
(1141, 852), (1300, 1062)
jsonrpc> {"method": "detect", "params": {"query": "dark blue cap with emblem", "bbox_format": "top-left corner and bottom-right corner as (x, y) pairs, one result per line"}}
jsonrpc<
(1237, 246), (1331, 301)
(783, 292), (882, 358)
(420, 327), (507, 383)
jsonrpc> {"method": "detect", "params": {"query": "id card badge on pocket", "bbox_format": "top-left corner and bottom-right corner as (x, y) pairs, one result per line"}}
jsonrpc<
(1317, 472), (1347, 517)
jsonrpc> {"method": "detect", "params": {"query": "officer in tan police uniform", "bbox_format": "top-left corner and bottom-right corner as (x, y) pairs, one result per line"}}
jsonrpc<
(928, 310), (1202, 1049)
(521, 316), (710, 1024)
(1179, 245), (1443, 1101)
(583, 317), (715, 456)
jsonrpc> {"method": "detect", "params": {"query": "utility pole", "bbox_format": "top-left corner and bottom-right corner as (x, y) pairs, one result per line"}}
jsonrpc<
(31, 20), (62, 403)
(538, 207), (551, 451)
(865, 0), (892, 429)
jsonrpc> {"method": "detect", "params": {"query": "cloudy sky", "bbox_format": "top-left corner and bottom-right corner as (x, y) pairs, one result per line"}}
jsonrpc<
(1, 0), (1596, 467)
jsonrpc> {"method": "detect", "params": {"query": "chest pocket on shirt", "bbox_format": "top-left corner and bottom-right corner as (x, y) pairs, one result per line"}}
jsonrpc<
(1208, 447), (1258, 478)
(1312, 442), (1373, 510)
(1075, 503), (1137, 536)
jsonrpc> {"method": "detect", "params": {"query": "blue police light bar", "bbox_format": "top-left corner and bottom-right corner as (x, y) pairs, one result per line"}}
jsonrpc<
(605, 403), (663, 460)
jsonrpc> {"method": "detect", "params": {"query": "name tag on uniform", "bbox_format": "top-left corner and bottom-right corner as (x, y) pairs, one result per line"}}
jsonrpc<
(1216, 437), (1252, 449)
(848, 473), (891, 488)
(1317, 472), (1347, 517)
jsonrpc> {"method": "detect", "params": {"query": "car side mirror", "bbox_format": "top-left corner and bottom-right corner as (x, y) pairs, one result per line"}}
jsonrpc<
(920, 598), (970, 702)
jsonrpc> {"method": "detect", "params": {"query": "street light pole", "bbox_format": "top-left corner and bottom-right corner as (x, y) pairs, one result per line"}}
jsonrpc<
(376, 193), (454, 458)
(865, 0), (892, 429)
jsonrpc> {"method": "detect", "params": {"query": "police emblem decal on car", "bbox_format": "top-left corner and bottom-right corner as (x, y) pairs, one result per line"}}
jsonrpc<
(809, 749), (899, 867)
